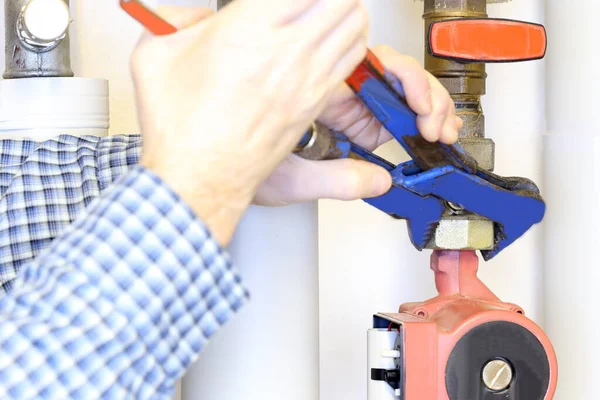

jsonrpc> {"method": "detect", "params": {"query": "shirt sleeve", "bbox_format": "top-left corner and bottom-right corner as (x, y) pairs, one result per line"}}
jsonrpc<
(0, 135), (142, 292)
(0, 165), (249, 399)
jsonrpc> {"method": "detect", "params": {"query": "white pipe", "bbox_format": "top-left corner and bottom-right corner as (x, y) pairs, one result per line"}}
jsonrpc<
(70, 0), (143, 135)
(170, 2), (319, 399)
(544, 1), (600, 398)
(0, 78), (109, 140)
(182, 204), (320, 400)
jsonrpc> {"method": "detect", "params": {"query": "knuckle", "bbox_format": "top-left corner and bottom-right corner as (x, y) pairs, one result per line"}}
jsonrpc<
(438, 100), (451, 115)
(433, 89), (451, 114)
(446, 98), (456, 114)
(403, 55), (421, 69)
(373, 44), (394, 57)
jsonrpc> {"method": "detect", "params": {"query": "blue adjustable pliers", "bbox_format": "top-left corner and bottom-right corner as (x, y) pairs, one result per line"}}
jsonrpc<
(300, 51), (545, 261)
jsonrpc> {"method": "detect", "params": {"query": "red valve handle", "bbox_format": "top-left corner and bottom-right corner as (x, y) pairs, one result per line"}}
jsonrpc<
(428, 18), (547, 63)
(120, 0), (177, 36)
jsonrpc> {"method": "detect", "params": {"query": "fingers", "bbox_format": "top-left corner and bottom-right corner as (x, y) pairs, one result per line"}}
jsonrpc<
(416, 71), (459, 144)
(322, 6), (369, 84)
(284, 0), (367, 86)
(317, 94), (390, 151)
(371, 45), (459, 144)
(298, 0), (364, 41)
(276, 156), (392, 203)
(328, 36), (368, 88)
(372, 45), (432, 115)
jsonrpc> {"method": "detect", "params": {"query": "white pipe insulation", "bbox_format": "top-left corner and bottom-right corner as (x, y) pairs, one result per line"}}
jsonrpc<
(544, 1), (600, 398)
(179, 0), (320, 398)
(182, 204), (320, 399)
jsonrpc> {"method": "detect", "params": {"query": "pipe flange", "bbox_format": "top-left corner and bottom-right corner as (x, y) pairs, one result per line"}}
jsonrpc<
(17, 0), (70, 53)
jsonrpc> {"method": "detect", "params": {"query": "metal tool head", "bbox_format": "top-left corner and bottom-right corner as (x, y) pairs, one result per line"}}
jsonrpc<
(346, 51), (546, 259)
(401, 163), (545, 260)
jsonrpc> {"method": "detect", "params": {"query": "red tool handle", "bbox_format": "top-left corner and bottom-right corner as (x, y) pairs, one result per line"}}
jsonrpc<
(120, 0), (177, 35)
(428, 18), (547, 63)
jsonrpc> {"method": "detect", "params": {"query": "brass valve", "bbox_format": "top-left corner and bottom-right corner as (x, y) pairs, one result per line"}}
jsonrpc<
(422, 0), (547, 250)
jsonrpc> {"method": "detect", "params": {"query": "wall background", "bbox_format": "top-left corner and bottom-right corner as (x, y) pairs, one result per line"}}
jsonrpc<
(0, 0), (574, 399)
(544, 1), (600, 399)
(318, 1), (545, 399)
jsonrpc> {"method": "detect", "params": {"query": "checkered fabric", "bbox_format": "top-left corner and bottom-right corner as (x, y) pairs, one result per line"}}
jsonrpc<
(0, 135), (141, 292)
(0, 135), (249, 399)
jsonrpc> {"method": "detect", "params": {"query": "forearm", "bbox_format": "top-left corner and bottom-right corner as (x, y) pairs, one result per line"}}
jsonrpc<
(0, 166), (248, 399)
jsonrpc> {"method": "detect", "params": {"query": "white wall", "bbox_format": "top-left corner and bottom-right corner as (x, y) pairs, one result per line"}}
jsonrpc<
(0, 1), (555, 399)
(544, 1), (600, 398)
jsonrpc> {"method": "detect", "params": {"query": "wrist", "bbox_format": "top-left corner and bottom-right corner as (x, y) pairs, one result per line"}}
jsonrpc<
(140, 157), (252, 246)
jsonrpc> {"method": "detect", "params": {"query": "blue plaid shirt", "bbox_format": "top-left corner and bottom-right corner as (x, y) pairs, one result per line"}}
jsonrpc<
(0, 135), (249, 399)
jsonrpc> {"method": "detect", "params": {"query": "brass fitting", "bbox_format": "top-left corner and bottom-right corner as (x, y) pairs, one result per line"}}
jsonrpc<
(423, 0), (495, 250)
(424, 0), (487, 99)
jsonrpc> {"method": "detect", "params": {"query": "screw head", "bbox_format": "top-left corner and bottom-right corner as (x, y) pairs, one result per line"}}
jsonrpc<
(482, 359), (513, 392)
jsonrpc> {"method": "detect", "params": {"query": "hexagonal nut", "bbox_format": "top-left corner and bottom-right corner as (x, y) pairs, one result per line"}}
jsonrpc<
(457, 111), (485, 139)
(426, 216), (494, 250)
(438, 77), (485, 96)
(458, 137), (495, 171)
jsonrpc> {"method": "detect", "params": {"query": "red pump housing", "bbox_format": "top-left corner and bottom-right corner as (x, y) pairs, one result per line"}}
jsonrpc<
(377, 251), (557, 399)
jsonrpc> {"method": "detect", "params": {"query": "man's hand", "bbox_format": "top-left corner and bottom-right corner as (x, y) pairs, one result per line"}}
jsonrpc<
(131, 2), (459, 245)
(255, 45), (461, 206)
(133, 1), (369, 245)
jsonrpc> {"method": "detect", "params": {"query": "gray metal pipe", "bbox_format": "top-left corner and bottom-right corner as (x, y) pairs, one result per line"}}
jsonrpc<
(4, 0), (74, 79)
(217, 0), (235, 10)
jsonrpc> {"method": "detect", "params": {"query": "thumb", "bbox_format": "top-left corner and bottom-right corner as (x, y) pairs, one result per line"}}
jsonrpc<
(276, 157), (392, 203)
(155, 6), (215, 30)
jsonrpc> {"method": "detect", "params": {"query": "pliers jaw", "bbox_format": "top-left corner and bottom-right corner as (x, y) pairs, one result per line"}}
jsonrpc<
(363, 162), (446, 251)
(362, 158), (545, 260)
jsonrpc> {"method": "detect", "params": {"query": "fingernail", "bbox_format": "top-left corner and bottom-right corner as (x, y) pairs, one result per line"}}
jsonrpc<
(454, 116), (464, 130)
(442, 123), (459, 144)
(371, 172), (392, 196)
